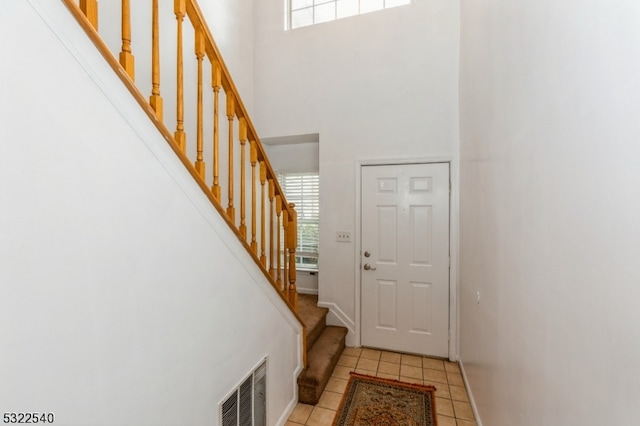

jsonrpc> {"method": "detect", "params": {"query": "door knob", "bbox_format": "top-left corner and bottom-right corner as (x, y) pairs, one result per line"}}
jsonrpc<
(363, 263), (376, 271)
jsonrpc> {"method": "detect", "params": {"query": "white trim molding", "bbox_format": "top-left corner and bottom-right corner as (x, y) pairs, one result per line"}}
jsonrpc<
(458, 359), (483, 426)
(317, 301), (356, 346)
(354, 156), (459, 360)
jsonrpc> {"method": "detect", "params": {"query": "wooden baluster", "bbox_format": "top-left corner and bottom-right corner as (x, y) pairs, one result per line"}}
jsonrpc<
(194, 27), (205, 178)
(239, 118), (248, 239)
(275, 195), (283, 290)
(282, 208), (289, 292)
(149, 0), (163, 120)
(250, 141), (258, 254)
(288, 204), (298, 311)
(174, 0), (186, 152)
(259, 161), (267, 267)
(211, 63), (222, 199)
(80, 0), (98, 30)
(226, 94), (236, 222)
(268, 179), (275, 278)
(119, 0), (134, 80)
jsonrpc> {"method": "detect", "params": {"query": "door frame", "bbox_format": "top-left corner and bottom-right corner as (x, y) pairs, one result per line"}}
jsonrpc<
(354, 157), (459, 361)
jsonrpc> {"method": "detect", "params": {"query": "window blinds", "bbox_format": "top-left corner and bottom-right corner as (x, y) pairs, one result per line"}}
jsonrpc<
(278, 173), (319, 270)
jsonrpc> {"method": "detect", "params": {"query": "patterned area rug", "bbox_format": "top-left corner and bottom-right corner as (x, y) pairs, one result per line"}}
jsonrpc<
(333, 372), (437, 426)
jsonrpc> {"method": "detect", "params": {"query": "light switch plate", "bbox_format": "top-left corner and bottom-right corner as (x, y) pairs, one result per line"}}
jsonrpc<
(336, 231), (351, 243)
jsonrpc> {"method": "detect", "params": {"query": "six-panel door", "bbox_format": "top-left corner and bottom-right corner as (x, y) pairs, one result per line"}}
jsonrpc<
(360, 163), (450, 357)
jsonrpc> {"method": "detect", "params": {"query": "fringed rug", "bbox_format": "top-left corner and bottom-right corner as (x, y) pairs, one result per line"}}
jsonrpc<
(333, 372), (437, 426)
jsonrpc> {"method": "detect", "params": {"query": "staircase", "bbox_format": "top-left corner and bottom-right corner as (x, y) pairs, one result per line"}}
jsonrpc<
(62, 0), (308, 360)
(49, 0), (352, 412)
(297, 294), (348, 405)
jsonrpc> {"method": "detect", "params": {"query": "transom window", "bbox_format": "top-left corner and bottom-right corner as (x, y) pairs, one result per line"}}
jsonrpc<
(288, 0), (411, 30)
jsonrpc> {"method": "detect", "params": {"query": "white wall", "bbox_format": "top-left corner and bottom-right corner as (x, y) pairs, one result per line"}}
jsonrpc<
(0, 2), (299, 425)
(459, 0), (640, 424)
(264, 142), (319, 174)
(253, 0), (460, 344)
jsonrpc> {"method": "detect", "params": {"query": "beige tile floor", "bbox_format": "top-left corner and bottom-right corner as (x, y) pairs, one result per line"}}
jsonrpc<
(286, 347), (477, 426)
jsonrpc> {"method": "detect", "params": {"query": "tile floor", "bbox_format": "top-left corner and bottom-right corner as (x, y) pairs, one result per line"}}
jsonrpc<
(286, 347), (477, 426)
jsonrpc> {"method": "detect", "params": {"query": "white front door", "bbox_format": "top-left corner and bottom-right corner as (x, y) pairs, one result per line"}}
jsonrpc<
(360, 163), (450, 357)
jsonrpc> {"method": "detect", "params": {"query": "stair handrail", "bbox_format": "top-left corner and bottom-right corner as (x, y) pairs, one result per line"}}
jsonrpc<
(61, 0), (305, 365)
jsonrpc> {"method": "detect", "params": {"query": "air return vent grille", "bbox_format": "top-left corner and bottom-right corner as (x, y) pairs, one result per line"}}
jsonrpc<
(221, 359), (267, 426)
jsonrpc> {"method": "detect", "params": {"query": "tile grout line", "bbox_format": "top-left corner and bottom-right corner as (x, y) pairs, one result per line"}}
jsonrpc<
(288, 347), (476, 426)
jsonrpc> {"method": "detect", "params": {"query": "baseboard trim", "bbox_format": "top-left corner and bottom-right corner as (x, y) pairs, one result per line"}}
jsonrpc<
(316, 301), (355, 335)
(278, 392), (299, 426)
(458, 358), (483, 426)
(297, 288), (318, 296)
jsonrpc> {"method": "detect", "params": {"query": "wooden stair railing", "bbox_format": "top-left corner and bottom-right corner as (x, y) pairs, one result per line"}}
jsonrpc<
(62, 0), (305, 365)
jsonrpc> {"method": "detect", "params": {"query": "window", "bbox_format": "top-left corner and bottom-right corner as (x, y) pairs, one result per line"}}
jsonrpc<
(278, 173), (319, 271)
(288, 0), (411, 29)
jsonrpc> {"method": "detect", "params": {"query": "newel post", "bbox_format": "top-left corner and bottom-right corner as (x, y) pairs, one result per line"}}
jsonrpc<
(287, 203), (298, 312)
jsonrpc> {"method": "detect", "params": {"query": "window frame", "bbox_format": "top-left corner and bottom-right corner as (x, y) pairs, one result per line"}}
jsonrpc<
(287, 0), (412, 30)
(277, 172), (320, 271)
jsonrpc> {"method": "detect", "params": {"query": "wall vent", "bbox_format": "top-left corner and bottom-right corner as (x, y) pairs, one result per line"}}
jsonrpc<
(220, 359), (267, 426)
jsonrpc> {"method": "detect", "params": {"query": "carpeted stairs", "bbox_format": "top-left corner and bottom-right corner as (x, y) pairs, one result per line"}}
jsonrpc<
(297, 294), (348, 405)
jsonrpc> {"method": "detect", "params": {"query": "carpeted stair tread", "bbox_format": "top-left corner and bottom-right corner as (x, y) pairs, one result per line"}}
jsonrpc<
(297, 325), (348, 405)
(298, 294), (329, 349)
